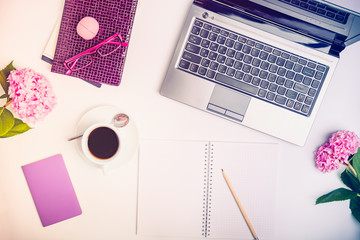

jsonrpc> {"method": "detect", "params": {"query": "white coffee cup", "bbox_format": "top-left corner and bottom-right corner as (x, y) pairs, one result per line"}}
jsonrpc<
(81, 123), (124, 172)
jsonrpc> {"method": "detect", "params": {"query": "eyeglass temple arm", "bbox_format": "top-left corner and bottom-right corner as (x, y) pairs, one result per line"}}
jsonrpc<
(65, 58), (80, 75)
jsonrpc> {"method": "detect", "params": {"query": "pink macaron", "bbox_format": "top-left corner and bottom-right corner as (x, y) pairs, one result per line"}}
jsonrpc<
(77, 16), (99, 40)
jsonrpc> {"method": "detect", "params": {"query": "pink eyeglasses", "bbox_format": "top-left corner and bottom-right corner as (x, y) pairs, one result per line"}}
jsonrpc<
(64, 33), (128, 75)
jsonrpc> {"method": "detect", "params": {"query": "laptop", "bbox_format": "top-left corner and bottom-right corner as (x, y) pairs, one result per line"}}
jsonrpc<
(160, 0), (360, 146)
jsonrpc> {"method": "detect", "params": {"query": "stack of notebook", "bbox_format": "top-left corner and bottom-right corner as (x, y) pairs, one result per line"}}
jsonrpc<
(48, 0), (138, 86)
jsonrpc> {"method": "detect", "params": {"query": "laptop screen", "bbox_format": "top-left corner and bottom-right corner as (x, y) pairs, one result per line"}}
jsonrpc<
(195, 0), (360, 55)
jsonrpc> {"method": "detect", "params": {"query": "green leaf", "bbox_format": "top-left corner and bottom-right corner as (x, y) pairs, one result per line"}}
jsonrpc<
(0, 107), (15, 136)
(351, 151), (360, 182)
(316, 188), (358, 204)
(0, 118), (30, 138)
(0, 61), (15, 94)
(0, 93), (7, 99)
(341, 169), (360, 193)
(350, 196), (360, 224)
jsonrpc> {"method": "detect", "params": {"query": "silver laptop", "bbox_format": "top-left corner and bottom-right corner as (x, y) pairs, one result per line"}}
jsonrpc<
(160, 0), (360, 146)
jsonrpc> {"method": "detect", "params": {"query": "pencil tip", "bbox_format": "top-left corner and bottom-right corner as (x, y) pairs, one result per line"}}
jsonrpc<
(221, 168), (223, 172)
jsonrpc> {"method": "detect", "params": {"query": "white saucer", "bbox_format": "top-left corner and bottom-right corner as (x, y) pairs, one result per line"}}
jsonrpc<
(72, 105), (139, 172)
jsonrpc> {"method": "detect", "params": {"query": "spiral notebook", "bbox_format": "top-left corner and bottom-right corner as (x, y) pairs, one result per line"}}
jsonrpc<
(137, 139), (278, 239)
(51, 0), (138, 86)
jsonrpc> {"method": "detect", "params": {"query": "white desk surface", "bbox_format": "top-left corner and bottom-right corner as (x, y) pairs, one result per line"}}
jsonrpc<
(0, 0), (359, 239)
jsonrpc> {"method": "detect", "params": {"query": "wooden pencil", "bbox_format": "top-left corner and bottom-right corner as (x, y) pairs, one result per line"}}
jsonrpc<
(222, 169), (259, 240)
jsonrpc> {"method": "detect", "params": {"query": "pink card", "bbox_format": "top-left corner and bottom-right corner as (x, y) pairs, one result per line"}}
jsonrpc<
(22, 154), (82, 227)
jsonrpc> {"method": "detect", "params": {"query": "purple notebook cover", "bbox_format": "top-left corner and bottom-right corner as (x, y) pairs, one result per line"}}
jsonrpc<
(22, 154), (82, 227)
(51, 0), (138, 86)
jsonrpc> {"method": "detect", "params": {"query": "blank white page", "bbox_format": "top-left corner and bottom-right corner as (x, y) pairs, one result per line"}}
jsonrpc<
(208, 142), (278, 239)
(137, 139), (209, 238)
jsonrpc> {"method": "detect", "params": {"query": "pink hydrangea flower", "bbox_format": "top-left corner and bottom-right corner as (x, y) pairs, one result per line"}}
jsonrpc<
(329, 130), (360, 163)
(314, 131), (360, 173)
(315, 142), (340, 173)
(7, 68), (57, 125)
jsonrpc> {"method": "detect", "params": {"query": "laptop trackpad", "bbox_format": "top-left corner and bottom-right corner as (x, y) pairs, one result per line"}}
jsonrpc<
(207, 85), (251, 122)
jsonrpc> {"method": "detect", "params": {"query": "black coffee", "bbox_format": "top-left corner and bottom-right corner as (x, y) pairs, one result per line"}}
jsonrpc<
(87, 127), (119, 160)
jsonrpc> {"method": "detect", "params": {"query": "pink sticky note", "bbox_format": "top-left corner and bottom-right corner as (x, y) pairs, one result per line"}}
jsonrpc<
(22, 154), (82, 227)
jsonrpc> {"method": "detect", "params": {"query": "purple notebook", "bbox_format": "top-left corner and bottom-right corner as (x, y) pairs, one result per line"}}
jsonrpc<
(51, 0), (138, 86)
(22, 154), (82, 227)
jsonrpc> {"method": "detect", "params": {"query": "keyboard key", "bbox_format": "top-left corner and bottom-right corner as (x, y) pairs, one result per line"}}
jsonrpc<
(209, 61), (219, 70)
(275, 95), (286, 105)
(191, 26), (201, 35)
(218, 46), (227, 54)
(209, 42), (219, 51)
(294, 73), (304, 82)
(215, 73), (259, 95)
(235, 52), (244, 61)
(285, 89), (297, 99)
(259, 51), (269, 60)
(252, 77), (261, 86)
(294, 102), (302, 111)
(206, 70), (216, 79)
(308, 88), (317, 97)
(217, 35), (226, 44)
(286, 99), (295, 108)
(185, 43), (201, 54)
(297, 93), (305, 102)
(201, 39), (210, 48)
(268, 54), (277, 63)
(217, 55), (226, 64)
(266, 92), (275, 101)
(235, 71), (244, 80)
(276, 57), (286, 66)
(242, 45), (252, 54)
(302, 76), (312, 85)
(269, 83), (278, 92)
(234, 61), (243, 70)
(226, 68), (235, 77)
(305, 96), (313, 105)
(284, 79), (294, 88)
(188, 34), (202, 44)
(301, 105), (310, 114)
(302, 67), (315, 77)
(293, 63), (303, 72)
(200, 48), (209, 57)
(294, 83), (309, 94)
(200, 29), (210, 38)
(260, 80), (270, 89)
(234, 42), (243, 51)
(225, 39), (235, 48)
(209, 51), (218, 60)
(258, 89), (267, 98)
(190, 63), (199, 72)
(201, 59), (210, 67)
(242, 64), (251, 73)
(285, 60), (294, 69)
(198, 67), (207, 75)
(182, 51), (201, 64)
(179, 59), (190, 69)
(244, 74), (252, 83)
(277, 86), (286, 95)
(218, 65), (227, 73)
(225, 58), (234, 67)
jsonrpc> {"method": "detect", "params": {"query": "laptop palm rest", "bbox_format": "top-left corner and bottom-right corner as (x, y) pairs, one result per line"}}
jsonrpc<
(207, 85), (251, 122)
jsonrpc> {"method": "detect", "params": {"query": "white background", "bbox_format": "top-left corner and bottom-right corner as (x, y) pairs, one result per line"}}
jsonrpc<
(0, 0), (359, 239)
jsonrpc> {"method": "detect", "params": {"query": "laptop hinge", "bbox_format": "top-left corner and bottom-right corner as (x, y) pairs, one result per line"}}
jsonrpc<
(329, 34), (346, 57)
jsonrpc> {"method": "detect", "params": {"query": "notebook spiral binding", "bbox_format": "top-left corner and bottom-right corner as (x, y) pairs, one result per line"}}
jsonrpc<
(202, 142), (214, 237)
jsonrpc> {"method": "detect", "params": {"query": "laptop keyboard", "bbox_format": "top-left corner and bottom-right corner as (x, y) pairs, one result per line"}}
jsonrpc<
(177, 19), (329, 117)
(279, 0), (349, 24)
